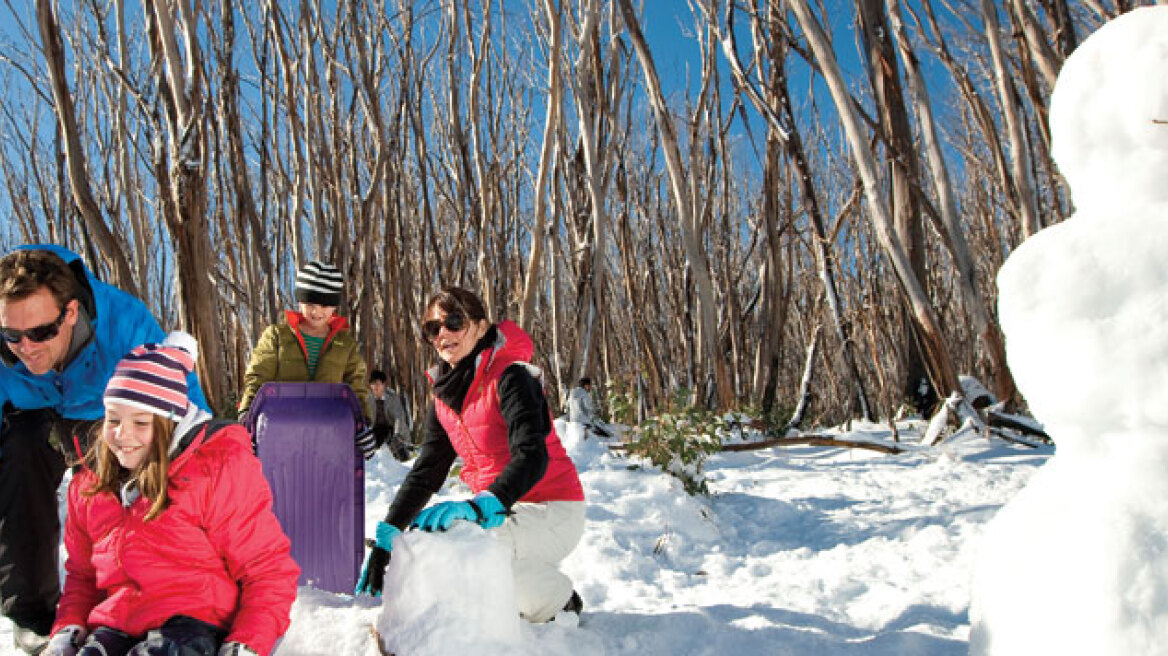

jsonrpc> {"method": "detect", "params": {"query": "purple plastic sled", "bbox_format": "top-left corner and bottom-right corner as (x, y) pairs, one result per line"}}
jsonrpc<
(249, 383), (365, 594)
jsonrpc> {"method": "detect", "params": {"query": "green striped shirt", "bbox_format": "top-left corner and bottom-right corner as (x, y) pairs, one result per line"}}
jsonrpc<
(302, 333), (325, 378)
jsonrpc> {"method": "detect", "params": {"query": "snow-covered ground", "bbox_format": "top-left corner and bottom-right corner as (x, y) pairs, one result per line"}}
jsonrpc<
(0, 418), (1049, 655)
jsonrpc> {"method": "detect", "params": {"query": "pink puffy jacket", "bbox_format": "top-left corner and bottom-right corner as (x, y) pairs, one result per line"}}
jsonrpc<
(53, 422), (299, 656)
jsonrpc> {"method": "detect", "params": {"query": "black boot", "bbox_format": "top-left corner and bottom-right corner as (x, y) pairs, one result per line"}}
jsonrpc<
(13, 626), (49, 655)
(563, 590), (583, 615)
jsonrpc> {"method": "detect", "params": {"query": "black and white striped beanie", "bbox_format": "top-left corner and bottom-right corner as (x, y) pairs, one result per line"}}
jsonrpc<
(295, 261), (343, 307)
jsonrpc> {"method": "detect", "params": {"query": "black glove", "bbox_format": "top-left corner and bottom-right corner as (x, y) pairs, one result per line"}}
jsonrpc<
(355, 426), (379, 460)
(355, 545), (391, 596)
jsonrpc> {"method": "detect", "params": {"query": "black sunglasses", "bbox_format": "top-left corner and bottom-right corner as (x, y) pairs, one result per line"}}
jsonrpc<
(421, 312), (467, 342)
(0, 304), (69, 344)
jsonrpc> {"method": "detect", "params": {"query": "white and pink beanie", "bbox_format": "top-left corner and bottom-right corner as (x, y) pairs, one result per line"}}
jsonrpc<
(104, 331), (198, 421)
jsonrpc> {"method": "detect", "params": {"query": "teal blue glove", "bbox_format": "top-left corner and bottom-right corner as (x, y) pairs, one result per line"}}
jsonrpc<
(412, 501), (476, 531)
(355, 522), (400, 596)
(375, 521), (400, 550)
(472, 492), (507, 529)
(412, 493), (508, 531)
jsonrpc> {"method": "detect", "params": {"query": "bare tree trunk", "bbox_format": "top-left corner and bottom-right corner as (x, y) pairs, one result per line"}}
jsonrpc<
(886, 0), (1017, 403)
(617, 0), (733, 408)
(1007, 0), (1062, 89)
(786, 0), (960, 397)
(564, 1), (608, 385)
(216, 0), (277, 322)
(786, 324), (821, 431)
(144, 0), (228, 410)
(35, 0), (136, 292)
(982, 0), (1042, 239)
(519, 0), (563, 330)
(267, 1), (308, 267)
(710, 1), (872, 418)
(857, 0), (940, 409)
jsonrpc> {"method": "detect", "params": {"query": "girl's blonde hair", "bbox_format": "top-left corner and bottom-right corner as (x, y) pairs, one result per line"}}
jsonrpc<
(84, 414), (175, 521)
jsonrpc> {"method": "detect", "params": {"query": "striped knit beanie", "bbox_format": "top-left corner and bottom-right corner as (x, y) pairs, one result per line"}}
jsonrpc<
(104, 331), (198, 420)
(295, 260), (343, 307)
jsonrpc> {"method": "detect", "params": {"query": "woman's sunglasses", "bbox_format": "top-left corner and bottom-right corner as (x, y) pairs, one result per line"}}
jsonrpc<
(421, 312), (467, 342)
(0, 305), (68, 344)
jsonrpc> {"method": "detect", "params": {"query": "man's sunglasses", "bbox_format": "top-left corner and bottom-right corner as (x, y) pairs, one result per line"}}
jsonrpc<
(421, 312), (467, 342)
(0, 305), (68, 344)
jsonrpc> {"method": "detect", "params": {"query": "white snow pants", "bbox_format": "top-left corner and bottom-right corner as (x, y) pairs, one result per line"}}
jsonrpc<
(493, 499), (586, 623)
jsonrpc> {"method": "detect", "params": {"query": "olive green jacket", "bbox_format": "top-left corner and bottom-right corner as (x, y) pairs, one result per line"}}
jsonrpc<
(238, 310), (372, 422)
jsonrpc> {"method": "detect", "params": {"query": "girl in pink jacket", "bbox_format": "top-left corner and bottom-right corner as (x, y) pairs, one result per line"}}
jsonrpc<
(45, 333), (299, 656)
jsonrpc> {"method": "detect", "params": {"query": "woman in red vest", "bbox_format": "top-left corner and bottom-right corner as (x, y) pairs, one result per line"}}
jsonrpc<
(357, 287), (585, 623)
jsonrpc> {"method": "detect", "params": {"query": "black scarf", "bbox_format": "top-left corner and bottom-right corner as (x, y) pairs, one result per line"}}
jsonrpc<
(432, 324), (498, 412)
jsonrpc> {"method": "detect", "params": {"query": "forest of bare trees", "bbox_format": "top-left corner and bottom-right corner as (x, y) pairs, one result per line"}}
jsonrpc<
(0, 0), (1123, 427)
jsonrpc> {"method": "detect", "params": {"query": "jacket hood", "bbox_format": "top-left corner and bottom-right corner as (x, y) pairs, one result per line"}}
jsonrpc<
(18, 243), (81, 264)
(490, 320), (533, 364)
(170, 405), (215, 457)
(284, 309), (349, 336)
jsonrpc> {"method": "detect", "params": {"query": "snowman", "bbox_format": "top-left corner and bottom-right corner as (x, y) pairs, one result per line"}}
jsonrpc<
(969, 6), (1168, 655)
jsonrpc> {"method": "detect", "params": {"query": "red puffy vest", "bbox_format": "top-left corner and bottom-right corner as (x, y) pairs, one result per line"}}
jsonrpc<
(431, 320), (584, 503)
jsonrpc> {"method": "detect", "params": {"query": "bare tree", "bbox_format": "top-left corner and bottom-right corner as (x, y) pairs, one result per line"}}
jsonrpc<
(617, 0), (733, 408)
(3, 0), (1096, 430)
(35, 0), (136, 292)
(786, 0), (961, 398)
(519, 0), (564, 329)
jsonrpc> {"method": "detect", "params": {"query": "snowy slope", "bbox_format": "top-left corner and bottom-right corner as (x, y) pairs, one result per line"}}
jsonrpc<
(0, 419), (1047, 655)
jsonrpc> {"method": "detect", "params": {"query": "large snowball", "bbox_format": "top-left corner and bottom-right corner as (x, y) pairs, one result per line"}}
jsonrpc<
(1048, 7), (1168, 211)
(377, 524), (522, 655)
(969, 442), (1168, 654)
(996, 209), (1168, 444)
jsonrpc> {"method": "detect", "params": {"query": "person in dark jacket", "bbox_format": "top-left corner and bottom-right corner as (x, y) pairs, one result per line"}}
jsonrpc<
(0, 246), (209, 654)
(369, 369), (411, 461)
(44, 333), (297, 656)
(356, 286), (586, 623)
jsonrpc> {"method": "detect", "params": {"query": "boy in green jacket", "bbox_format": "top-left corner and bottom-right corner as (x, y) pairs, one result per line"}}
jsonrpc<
(237, 261), (374, 455)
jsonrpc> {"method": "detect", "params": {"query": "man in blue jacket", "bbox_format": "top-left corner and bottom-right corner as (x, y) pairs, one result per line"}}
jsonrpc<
(0, 245), (208, 654)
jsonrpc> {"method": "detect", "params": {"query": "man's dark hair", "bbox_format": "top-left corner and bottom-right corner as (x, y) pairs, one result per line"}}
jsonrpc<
(369, 369), (387, 383)
(0, 250), (79, 309)
(578, 377), (592, 387)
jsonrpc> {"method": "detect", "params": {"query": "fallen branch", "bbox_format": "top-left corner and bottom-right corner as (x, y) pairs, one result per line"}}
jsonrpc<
(988, 427), (1043, 449)
(986, 409), (1051, 442)
(721, 434), (904, 454)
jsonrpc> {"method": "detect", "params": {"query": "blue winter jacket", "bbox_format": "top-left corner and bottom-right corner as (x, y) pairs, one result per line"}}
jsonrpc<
(0, 244), (209, 422)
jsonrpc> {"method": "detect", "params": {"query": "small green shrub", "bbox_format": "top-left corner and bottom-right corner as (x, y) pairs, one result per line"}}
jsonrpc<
(601, 379), (636, 425)
(738, 402), (795, 437)
(625, 395), (724, 496)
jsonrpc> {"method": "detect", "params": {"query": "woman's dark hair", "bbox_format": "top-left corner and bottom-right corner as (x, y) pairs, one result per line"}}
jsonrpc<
(423, 286), (488, 324)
